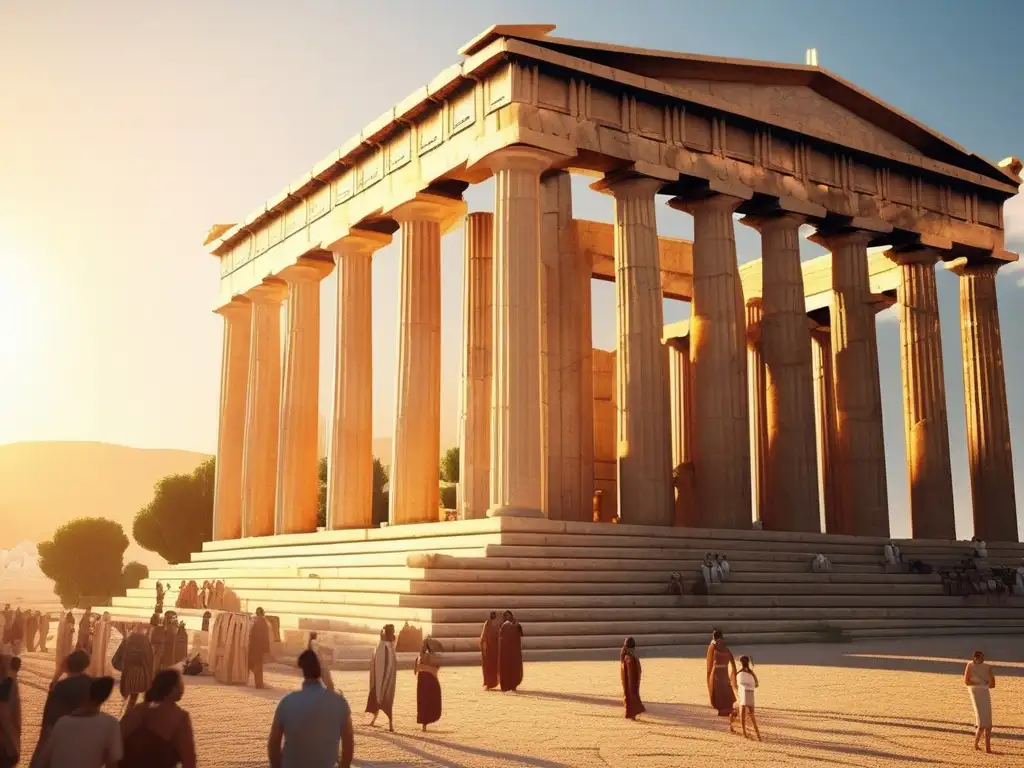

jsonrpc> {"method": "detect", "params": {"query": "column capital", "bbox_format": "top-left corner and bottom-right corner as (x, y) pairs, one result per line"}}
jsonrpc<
(739, 211), (809, 233)
(391, 192), (467, 228)
(246, 279), (288, 304)
(215, 296), (252, 318)
(745, 297), (764, 346)
(885, 246), (942, 268)
(667, 192), (747, 216)
(478, 145), (563, 175)
(279, 257), (334, 284)
(330, 228), (392, 259)
(945, 256), (1008, 278)
(807, 228), (874, 250)
(590, 172), (665, 199)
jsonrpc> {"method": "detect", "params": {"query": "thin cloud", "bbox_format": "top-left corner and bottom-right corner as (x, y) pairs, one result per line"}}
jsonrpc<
(876, 305), (899, 324)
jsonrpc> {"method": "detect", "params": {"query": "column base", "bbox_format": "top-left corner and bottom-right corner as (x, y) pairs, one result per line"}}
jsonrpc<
(487, 505), (545, 519)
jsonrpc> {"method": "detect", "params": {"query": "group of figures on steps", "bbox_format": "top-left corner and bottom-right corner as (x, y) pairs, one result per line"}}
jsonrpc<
(155, 580), (235, 613)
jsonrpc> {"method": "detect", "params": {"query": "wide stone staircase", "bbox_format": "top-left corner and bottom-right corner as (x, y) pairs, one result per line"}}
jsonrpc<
(100, 517), (1024, 666)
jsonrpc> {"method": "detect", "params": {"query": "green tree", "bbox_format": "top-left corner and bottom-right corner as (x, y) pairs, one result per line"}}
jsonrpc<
(39, 517), (129, 608)
(440, 446), (459, 483)
(317, 456), (328, 528)
(316, 456), (390, 527)
(133, 457), (214, 564)
(121, 561), (149, 591)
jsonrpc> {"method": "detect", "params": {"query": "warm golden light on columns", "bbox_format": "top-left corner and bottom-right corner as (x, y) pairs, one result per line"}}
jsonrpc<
(596, 173), (673, 526)
(811, 230), (889, 537)
(746, 299), (768, 524)
(327, 231), (391, 530)
(390, 194), (464, 525)
(485, 147), (557, 518)
(670, 193), (752, 530)
(276, 258), (333, 535)
(458, 213), (493, 521)
(891, 248), (955, 540)
(948, 258), (1018, 541)
(668, 337), (694, 525)
(742, 213), (821, 533)
(241, 279), (287, 538)
(811, 328), (841, 533)
(212, 298), (252, 541)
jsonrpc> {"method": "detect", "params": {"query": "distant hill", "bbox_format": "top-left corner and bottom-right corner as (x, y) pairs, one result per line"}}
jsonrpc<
(0, 442), (212, 568)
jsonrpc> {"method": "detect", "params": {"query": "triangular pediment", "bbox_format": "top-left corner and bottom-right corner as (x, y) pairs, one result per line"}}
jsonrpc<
(658, 78), (918, 159)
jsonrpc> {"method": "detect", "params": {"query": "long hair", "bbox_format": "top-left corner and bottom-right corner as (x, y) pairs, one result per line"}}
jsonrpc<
(620, 636), (636, 660)
(145, 669), (181, 703)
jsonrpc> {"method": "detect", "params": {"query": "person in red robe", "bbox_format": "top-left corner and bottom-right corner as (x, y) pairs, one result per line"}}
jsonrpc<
(497, 611), (524, 692)
(479, 612), (501, 690)
(706, 628), (738, 730)
(620, 637), (645, 719)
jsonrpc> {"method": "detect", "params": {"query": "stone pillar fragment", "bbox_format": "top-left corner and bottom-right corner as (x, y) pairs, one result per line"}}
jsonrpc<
(241, 280), (287, 538)
(812, 230), (889, 537)
(458, 213), (493, 520)
(327, 231), (391, 530)
(276, 259), (332, 535)
(390, 196), (462, 525)
(592, 349), (618, 520)
(213, 298), (252, 541)
(743, 213), (821, 532)
(670, 194), (751, 530)
(892, 249), (955, 540)
(598, 175), (673, 526)
(541, 172), (595, 522)
(949, 259), (1018, 541)
(485, 148), (555, 518)
(746, 299), (768, 524)
(811, 328), (841, 533)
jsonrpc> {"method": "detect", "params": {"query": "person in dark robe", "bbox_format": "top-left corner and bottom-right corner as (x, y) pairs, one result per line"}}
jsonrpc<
(37, 612), (50, 653)
(30, 649), (92, 767)
(200, 582), (211, 609)
(24, 612), (38, 653)
(498, 610), (524, 692)
(76, 610), (93, 654)
(201, 612), (212, 633)
(415, 638), (442, 731)
(248, 607), (271, 689)
(620, 637), (645, 720)
(479, 611), (501, 690)
(174, 621), (189, 664)
(706, 628), (738, 730)
(150, 618), (168, 672)
(161, 615), (179, 669)
(117, 624), (154, 714)
(155, 582), (165, 614)
(7, 613), (23, 657)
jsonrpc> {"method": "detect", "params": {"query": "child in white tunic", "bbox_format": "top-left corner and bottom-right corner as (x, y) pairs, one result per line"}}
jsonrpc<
(733, 655), (761, 741)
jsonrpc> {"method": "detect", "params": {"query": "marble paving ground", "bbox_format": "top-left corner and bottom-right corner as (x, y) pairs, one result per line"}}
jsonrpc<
(12, 635), (1024, 767)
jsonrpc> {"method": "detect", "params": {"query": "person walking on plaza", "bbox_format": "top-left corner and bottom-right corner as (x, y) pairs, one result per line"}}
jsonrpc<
(269, 650), (354, 768)
(307, 632), (334, 692)
(620, 637), (644, 720)
(7, 612), (23, 658)
(120, 668), (197, 768)
(249, 607), (272, 689)
(415, 638), (442, 731)
(33, 676), (122, 768)
(479, 611), (501, 690)
(117, 624), (155, 714)
(706, 629), (738, 731)
(32, 650), (93, 767)
(38, 611), (51, 653)
(733, 655), (761, 740)
(366, 624), (396, 732)
(50, 612), (75, 686)
(25, 611), (39, 653)
(964, 650), (996, 753)
(498, 610), (524, 692)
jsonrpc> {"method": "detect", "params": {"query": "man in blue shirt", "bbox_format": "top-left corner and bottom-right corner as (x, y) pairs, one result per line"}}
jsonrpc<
(268, 649), (353, 768)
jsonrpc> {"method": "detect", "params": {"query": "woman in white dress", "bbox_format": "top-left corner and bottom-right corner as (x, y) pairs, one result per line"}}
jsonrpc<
(964, 650), (996, 753)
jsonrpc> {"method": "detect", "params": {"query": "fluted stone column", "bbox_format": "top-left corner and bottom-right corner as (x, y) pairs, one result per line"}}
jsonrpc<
(241, 280), (287, 538)
(276, 259), (332, 535)
(390, 196), (461, 525)
(746, 299), (768, 524)
(744, 213), (821, 532)
(458, 213), (493, 520)
(541, 171), (595, 522)
(670, 194), (751, 529)
(891, 249), (955, 540)
(811, 328), (840, 533)
(212, 298), (252, 541)
(668, 339), (692, 470)
(813, 230), (889, 537)
(597, 174), (673, 526)
(327, 231), (391, 530)
(485, 147), (556, 518)
(949, 259), (1018, 541)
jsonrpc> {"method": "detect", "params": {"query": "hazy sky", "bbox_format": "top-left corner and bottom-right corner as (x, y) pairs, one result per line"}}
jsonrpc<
(2, 0), (1023, 538)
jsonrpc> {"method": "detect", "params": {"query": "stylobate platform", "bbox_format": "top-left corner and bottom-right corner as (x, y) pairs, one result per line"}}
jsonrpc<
(98, 518), (1024, 667)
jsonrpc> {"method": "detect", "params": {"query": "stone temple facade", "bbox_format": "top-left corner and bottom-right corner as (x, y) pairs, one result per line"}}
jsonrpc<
(204, 24), (1021, 547)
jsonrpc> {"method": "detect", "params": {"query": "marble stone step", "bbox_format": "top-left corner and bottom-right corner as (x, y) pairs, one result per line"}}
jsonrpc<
(190, 532), (501, 563)
(481, 544), (889, 564)
(406, 554), (881, 573)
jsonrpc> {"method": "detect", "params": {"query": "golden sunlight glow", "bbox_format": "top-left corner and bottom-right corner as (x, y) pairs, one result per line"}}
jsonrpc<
(0, 236), (46, 441)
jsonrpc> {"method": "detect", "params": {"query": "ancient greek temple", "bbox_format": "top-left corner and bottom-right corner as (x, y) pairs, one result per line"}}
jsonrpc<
(204, 24), (1021, 546)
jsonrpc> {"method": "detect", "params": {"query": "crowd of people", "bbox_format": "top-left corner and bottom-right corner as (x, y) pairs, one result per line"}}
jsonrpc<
(0, 607), (52, 658)
(0, 592), (1003, 766)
